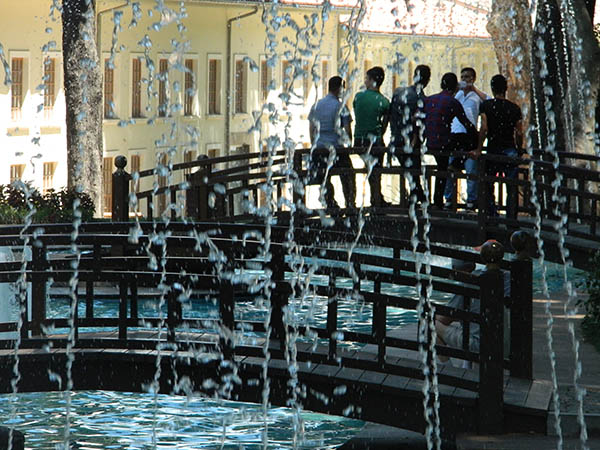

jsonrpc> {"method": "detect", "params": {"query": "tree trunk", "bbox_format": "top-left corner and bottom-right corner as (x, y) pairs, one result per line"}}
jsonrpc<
(62, 0), (103, 216)
(487, 0), (533, 131)
(562, 0), (600, 156)
(531, 0), (569, 153)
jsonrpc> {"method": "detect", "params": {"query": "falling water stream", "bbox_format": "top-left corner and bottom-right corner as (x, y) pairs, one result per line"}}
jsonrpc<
(0, 0), (598, 449)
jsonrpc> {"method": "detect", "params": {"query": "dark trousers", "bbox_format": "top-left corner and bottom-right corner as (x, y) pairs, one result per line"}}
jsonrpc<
(309, 148), (356, 208)
(430, 147), (450, 208)
(355, 137), (385, 206)
(392, 139), (425, 203)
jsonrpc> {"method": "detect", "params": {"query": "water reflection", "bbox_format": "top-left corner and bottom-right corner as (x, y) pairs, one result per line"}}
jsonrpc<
(0, 390), (363, 449)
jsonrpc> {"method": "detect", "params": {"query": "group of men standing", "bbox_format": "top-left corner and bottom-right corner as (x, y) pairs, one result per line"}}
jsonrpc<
(308, 64), (524, 213)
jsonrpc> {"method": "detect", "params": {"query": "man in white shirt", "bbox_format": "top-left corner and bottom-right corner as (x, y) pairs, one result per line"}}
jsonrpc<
(443, 68), (490, 210)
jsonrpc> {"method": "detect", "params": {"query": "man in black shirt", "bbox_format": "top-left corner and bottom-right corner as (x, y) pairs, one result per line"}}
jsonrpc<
(389, 65), (430, 204)
(473, 74), (523, 215)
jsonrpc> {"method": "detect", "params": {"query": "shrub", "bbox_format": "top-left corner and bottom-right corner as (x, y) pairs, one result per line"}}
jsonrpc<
(0, 204), (27, 224)
(0, 184), (95, 224)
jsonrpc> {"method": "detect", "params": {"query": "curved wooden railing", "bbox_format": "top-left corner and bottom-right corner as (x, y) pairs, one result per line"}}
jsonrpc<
(0, 223), (533, 433)
(110, 146), (600, 247)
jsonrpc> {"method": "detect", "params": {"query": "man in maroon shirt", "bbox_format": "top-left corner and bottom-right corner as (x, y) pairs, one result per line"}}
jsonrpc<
(424, 73), (477, 209)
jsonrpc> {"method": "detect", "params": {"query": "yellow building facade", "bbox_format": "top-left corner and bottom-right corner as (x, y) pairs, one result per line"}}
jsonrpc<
(0, 0), (497, 214)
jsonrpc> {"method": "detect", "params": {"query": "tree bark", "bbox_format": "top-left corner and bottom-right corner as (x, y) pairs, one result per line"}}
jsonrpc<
(562, 0), (600, 156)
(62, 0), (103, 216)
(487, 0), (533, 131)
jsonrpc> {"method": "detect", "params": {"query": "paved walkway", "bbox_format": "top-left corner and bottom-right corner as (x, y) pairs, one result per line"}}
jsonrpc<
(340, 290), (600, 449)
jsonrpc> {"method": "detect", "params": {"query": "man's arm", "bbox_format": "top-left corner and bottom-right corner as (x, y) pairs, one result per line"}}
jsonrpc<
(309, 120), (317, 145)
(471, 112), (488, 158)
(471, 85), (490, 102)
(343, 121), (353, 143)
(514, 119), (523, 150)
(455, 102), (477, 139)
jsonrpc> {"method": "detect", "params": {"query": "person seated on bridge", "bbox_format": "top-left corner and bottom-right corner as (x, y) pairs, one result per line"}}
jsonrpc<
(389, 64), (431, 204)
(436, 258), (481, 365)
(470, 74), (524, 216)
(436, 244), (511, 367)
(308, 76), (356, 209)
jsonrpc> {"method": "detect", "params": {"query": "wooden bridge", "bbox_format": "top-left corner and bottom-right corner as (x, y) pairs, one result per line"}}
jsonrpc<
(1, 147), (598, 442)
(111, 146), (600, 270)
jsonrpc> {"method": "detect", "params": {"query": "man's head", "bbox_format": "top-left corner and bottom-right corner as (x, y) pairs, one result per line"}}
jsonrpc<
(490, 74), (508, 96)
(365, 66), (385, 89)
(441, 72), (458, 93)
(328, 76), (345, 97)
(414, 65), (431, 88)
(460, 67), (476, 84)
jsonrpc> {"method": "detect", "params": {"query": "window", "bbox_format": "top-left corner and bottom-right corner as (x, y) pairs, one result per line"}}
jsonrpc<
(103, 157), (113, 214)
(321, 59), (329, 96)
(10, 164), (25, 184)
(104, 59), (115, 119)
(260, 59), (271, 103)
(302, 61), (310, 101)
(392, 74), (399, 91)
(208, 58), (221, 114)
(11, 58), (24, 121)
(234, 59), (247, 114)
(43, 162), (57, 194)
(43, 58), (56, 119)
(282, 60), (292, 88)
(130, 154), (141, 193)
(158, 58), (169, 117)
(132, 58), (142, 118)
(408, 61), (415, 85)
(157, 153), (168, 214)
(184, 58), (195, 116)
(183, 150), (196, 177)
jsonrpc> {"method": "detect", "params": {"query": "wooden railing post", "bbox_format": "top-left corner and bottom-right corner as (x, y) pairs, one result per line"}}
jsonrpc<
(269, 245), (287, 346)
(219, 277), (235, 363)
(327, 273), (338, 360)
(476, 155), (488, 244)
(372, 278), (386, 366)
(112, 155), (130, 222)
(186, 155), (211, 220)
(293, 151), (303, 209)
(167, 285), (183, 343)
(478, 240), (505, 434)
(118, 279), (128, 340)
(30, 240), (48, 337)
(509, 231), (533, 379)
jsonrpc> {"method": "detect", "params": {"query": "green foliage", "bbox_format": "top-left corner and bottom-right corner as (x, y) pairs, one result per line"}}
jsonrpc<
(579, 251), (600, 352)
(0, 204), (27, 224)
(0, 184), (95, 224)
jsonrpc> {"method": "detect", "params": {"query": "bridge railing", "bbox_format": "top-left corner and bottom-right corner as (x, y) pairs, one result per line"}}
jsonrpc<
(0, 223), (533, 433)
(111, 147), (599, 244)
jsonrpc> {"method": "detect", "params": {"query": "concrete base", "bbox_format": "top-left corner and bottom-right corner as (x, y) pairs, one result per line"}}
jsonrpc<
(338, 423), (454, 450)
(0, 426), (24, 450)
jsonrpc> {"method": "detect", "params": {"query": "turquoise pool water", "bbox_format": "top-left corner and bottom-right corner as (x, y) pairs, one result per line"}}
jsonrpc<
(0, 391), (364, 449)
(0, 251), (588, 448)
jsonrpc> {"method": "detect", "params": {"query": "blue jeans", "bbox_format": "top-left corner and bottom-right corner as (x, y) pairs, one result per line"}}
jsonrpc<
(444, 157), (478, 203)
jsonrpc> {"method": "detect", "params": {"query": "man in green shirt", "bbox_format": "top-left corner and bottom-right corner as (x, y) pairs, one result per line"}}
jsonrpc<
(353, 66), (390, 207)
